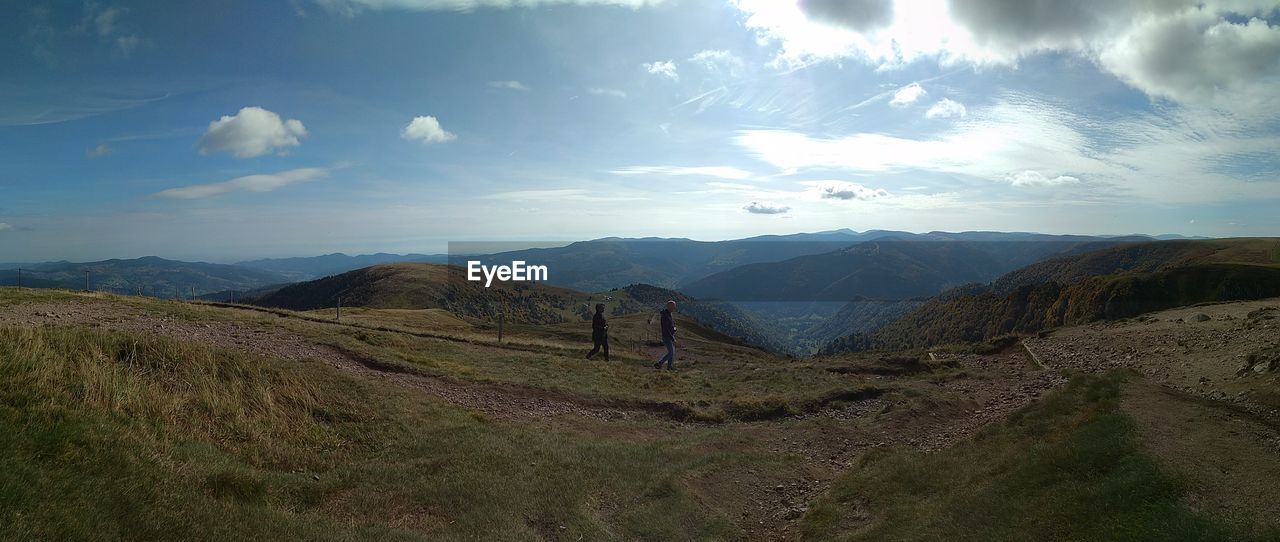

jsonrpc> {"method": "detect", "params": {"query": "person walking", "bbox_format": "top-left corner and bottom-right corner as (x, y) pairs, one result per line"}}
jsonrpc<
(654, 300), (677, 370)
(585, 303), (610, 361)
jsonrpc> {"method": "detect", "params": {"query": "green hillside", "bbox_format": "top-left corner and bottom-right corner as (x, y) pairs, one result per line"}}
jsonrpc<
(252, 263), (602, 325)
(822, 239), (1280, 354)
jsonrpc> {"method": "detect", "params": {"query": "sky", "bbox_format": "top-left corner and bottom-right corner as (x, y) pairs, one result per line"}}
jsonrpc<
(2, 0), (1279, 262)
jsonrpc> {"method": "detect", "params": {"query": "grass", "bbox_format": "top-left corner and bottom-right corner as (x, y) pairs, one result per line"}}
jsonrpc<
(799, 371), (1275, 541)
(0, 324), (761, 540)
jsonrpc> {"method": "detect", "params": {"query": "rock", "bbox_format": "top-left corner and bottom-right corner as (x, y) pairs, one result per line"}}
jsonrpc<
(1191, 313), (1211, 322)
(1255, 363), (1270, 374)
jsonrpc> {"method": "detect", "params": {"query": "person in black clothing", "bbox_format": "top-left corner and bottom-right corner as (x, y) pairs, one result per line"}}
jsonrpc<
(585, 303), (609, 361)
(654, 300), (677, 370)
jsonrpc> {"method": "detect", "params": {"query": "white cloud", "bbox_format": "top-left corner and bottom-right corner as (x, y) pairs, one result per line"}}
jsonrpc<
(814, 181), (892, 200)
(925, 98), (967, 119)
(643, 60), (679, 81)
(889, 83), (926, 107)
(156, 167), (330, 199)
(1005, 170), (1080, 187)
(587, 87), (627, 98)
(314, 0), (665, 12)
(0, 223), (12, 232)
(743, 201), (791, 214)
(488, 80), (530, 91)
(688, 49), (745, 75)
(86, 143), (112, 158)
(1097, 8), (1280, 102)
(77, 3), (145, 56)
(198, 107), (308, 158)
(401, 115), (456, 144)
(612, 165), (755, 180)
(731, 0), (1280, 105)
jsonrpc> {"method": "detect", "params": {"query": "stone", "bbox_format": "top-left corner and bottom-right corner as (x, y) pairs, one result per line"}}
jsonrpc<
(1191, 313), (1211, 322)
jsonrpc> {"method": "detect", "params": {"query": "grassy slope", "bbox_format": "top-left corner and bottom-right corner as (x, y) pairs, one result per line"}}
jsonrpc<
(0, 324), (757, 540)
(4, 289), (1278, 540)
(824, 239), (1280, 353)
(801, 371), (1277, 541)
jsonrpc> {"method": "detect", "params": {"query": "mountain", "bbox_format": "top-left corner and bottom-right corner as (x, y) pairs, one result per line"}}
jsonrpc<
(235, 252), (447, 281)
(821, 238), (1280, 354)
(458, 231), (921, 292)
(3, 256), (292, 298)
(684, 234), (1142, 303)
(252, 263), (588, 324)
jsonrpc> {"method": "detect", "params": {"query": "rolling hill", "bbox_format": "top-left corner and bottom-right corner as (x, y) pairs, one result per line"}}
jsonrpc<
(1, 256), (292, 298)
(235, 252), (448, 281)
(821, 238), (1280, 354)
(684, 235), (1144, 303)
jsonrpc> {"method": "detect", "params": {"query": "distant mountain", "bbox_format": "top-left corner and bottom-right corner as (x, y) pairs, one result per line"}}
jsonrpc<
(684, 234), (1142, 303)
(235, 252), (447, 281)
(3, 256), (292, 298)
(821, 238), (1280, 354)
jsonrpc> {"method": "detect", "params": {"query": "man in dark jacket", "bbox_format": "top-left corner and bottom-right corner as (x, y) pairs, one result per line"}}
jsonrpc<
(586, 303), (609, 361)
(654, 300), (677, 370)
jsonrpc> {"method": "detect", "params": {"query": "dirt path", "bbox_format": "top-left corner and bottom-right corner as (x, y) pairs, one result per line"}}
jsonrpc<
(1121, 380), (1280, 532)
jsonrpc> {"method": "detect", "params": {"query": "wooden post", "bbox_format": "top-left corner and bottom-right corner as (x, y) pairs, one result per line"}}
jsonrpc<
(191, 286), (196, 300)
(15, 268), (20, 288)
(337, 295), (342, 322)
(498, 313), (504, 343)
(84, 270), (90, 292)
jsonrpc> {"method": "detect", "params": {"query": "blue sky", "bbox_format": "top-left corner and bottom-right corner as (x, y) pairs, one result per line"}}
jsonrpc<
(2, 0), (1279, 262)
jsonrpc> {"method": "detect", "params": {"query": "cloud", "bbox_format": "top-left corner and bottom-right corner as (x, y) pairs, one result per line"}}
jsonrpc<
(815, 181), (892, 200)
(925, 98), (967, 119)
(0, 223), (12, 232)
(156, 167), (329, 199)
(797, 0), (894, 32)
(401, 115), (456, 144)
(313, 0), (665, 12)
(1005, 170), (1080, 187)
(889, 83), (926, 107)
(1097, 8), (1280, 102)
(587, 87), (627, 98)
(731, 0), (1280, 104)
(643, 60), (679, 81)
(688, 49), (745, 75)
(79, 3), (145, 56)
(86, 143), (112, 158)
(488, 80), (530, 91)
(743, 201), (791, 214)
(612, 165), (754, 179)
(198, 107), (308, 158)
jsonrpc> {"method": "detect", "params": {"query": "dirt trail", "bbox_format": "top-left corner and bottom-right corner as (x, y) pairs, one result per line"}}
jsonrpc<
(1024, 298), (1280, 421)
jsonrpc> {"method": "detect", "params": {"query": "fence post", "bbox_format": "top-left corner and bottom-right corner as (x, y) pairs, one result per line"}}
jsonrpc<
(498, 313), (504, 343)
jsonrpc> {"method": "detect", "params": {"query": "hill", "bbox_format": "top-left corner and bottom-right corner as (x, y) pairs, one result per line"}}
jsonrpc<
(236, 252), (447, 281)
(2, 288), (1279, 539)
(685, 236), (1142, 303)
(1, 256), (291, 298)
(251, 263), (602, 325)
(822, 239), (1280, 353)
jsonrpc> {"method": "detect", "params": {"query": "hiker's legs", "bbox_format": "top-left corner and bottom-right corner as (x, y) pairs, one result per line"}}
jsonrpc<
(602, 334), (609, 361)
(660, 336), (675, 368)
(586, 342), (600, 358)
(587, 334), (604, 359)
